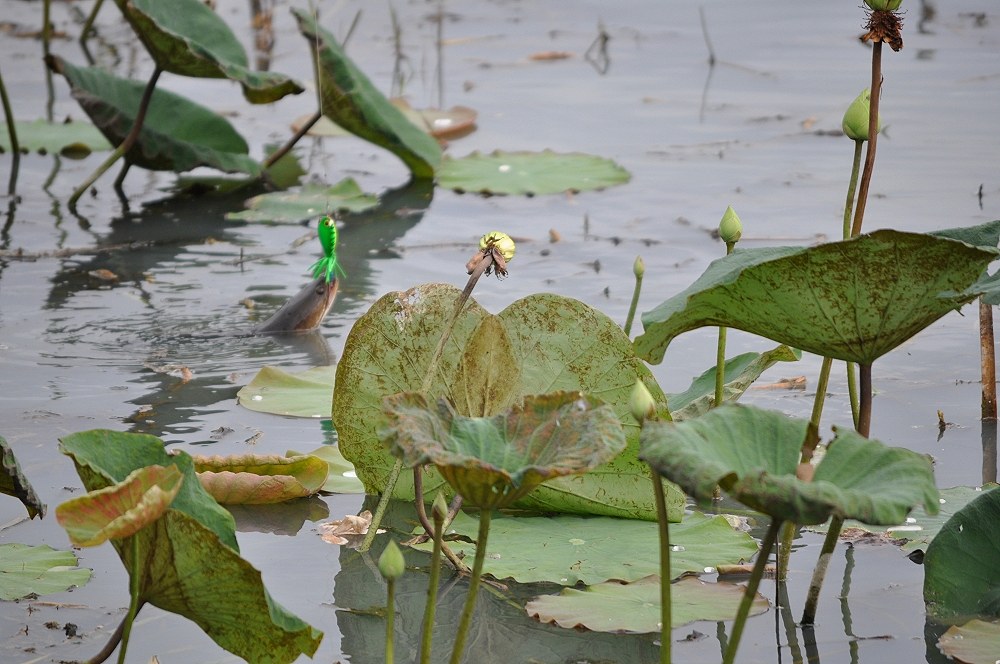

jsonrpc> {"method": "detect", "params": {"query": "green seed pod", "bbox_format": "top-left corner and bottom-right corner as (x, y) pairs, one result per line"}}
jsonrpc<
(480, 231), (516, 262)
(842, 88), (882, 141)
(629, 379), (657, 423)
(863, 0), (902, 10)
(378, 539), (405, 581)
(432, 492), (448, 523)
(633, 255), (645, 279)
(719, 206), (743, 245)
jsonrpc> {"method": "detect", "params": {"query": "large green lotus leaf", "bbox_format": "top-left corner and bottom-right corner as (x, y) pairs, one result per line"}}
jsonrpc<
(293, 9), (442, 179)
(0, 119), (111, 156)
(382, 391), (626, 510)
(667, 345), (801, 420)
(937, 619), (1000, 664)
(805, 485), (997, 553)
(56, 464), (183, 547)
(238, 365), (337, 418)
(635, 230), (999, 365)
(0, 435), (45, 519)
(438, 150), (631, 196)
(410, 510), (758, 586)
(640, 404), (939, 525)
(928, 219), (1000, 250)
(59, 429), (238, 550)
(225, 181), (379, 223)
(526, 576), (769, 633)
(0, 544), (92, 600)
(112, 0), (301, 103)
(924, 487), (1000, 621)
(46, 55), (260, 176)
(286, 446), (364, 494)
(59, 430), (323, 661)
(192, 453), (329, 504)
(333, 282), (684, 521)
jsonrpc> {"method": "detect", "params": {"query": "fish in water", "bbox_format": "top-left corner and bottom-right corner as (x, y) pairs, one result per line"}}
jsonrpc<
(253, 276), (338, 334)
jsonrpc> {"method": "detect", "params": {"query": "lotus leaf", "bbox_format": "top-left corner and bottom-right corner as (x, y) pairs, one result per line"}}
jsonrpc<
(526, 575), (769, 633)
(924, 486), (1000, 621)
(382, 391), (626, 510)
(56, 464), (183, 546)
(437, 150), (631, 196)
(226, 181), (378, 224)
(409, 510), (758, 586)
(46, 55), (261, 176)
(334, 282), (683, 521)
(238, 365), (337, 417)
(635, 229), (999, 365)
(0, 119), (111, 156)
(0, 544), (92, 600)
(112, 0), (302, 103)
(193, 453), (329, 504)
(293, 8), (442, 179)
(640, 404), (939, 526)
(937, 619), (1000, 664)
(286, 446), (365, 494)
(0, 435), (45, 518)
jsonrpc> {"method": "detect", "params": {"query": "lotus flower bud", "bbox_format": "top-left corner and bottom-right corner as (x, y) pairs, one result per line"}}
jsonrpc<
(842, 88), (882, 141)
(378, 539), (405, 580)
(480, 231), (516, 262)
(629, 380), (657, 423)
(432, 491), (448, 523)
(633, 255), (645, 279)
(719, 206), (743, 245)
(864, 0), (902, 10)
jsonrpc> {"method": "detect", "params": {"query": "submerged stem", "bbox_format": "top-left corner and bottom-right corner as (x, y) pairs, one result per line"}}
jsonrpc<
(850, 42), (883, 238)
(449, 509), (492, 664)
(801, 514), (845, 625)
(651, 469), (672, 664)
(723, 518), (781, 664)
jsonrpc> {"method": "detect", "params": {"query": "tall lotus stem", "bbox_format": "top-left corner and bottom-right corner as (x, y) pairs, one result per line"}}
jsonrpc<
(378, 539), (405, 664)
(449, 509), (492, 664)
(419, 493), (448, 664)
(0, 66), (19, 195)
(723, 518), (782, 664)
(800, 515), (844, 624)
(651, 469), (672, 664)
(981, 298), (997, 420)
(117, 537), (143, 664)
(715, 207), (742, 408)
(624, 255), (645, 336)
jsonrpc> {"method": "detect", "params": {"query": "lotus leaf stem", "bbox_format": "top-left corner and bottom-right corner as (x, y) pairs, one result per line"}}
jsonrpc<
(776, 522), (794, 583)
(981, 298), (997, 420)
(385, 577), (396, 664)
(360, 457), (404, 553)
(80, 0), (105, 44)
(117, 536), (143, 664)
(714, 241), (736, 408)
(0, 66), (19, 195)
(857, 363), (873, 438)
(850, 42), (883, 238)
(83, 611), (125, 664)
(842, 139), (865, 426)
(449, 509), (492, 664)
(723, 518), (781, 664)
(261, 111), (320, 171)
(651, 469), (672, 664)
(419, 499), (447, 664)
(68, 66), (163, 211)
(801, 514), (845, 624)
(411, 466), (469, 573)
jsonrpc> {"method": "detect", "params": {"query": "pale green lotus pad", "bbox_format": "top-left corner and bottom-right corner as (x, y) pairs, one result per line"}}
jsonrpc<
(409, 510), (758, 586)
(0, 544), (92, 600)
(59, 430), (322, 662)
(0, 435), (46, 519)
(0, 119), (111, 156)
(438, 150), (631, 196)
(383, 391), (625, 509)
(635, 229), (999, 365)
(192, 453), (329, 504)
(57, 464), (183, 546)
(526, 576), (768, 633)
(237, 365), (337, 417)
(286, 446), (364, 494)
(924, 486), (1000, 621)
(112, 0), (302, 103)
(293, 9), (442, 179)
(47, 55), (261, 176)
(640, 404), (939, 526)
(334, 282), (683, 521)
(937, 619), (1000, 664)
(226, 181), (378, 223)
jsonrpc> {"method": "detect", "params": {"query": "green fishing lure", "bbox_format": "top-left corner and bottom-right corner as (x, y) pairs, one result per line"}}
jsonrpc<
(309, 215), (346, 283)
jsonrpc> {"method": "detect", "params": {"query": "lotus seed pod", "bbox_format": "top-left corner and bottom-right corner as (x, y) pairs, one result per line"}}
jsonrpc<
(864, 0), (902, 10)
(719, 206), (743, 245)
(432, 491), (448, 523)
(629, 379), (657, 423)
(480, 231), (516, 262)
(378, 539), (405, 581)
(842, 88), (882, 141)
(633, 255), (645, 279)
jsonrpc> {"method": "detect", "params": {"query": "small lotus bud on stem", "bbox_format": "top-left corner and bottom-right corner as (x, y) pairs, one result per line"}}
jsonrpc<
(633, 255), (645, 279)
(719, 206), (742, 252)
(378, 539), (405, 581)
(630, 380), (657, 424)
(432, 491), (448, 524)
(842, 88), (883, 142)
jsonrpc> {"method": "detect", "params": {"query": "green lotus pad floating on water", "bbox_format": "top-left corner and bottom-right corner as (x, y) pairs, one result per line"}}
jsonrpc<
(409, 510), (758, 586)
(238, 365), (337, 417)
(438, 150), (631, 196)
(286, 446), (365, 495)
(0, 119), (112, 156)
(225, 181), (378, 223)
(0, 544), (92, 600)
(526, 575), (769, 633)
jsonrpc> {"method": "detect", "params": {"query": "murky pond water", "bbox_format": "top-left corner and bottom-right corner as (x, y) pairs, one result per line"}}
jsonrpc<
(2, 1), (999, 662)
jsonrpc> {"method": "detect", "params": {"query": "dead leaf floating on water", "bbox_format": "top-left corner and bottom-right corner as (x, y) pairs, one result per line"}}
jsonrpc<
(529, 51), (573, 61)
(88, 269), (119, 282)
(319, 510), (384, 547)
(750, 376), (806, 390)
